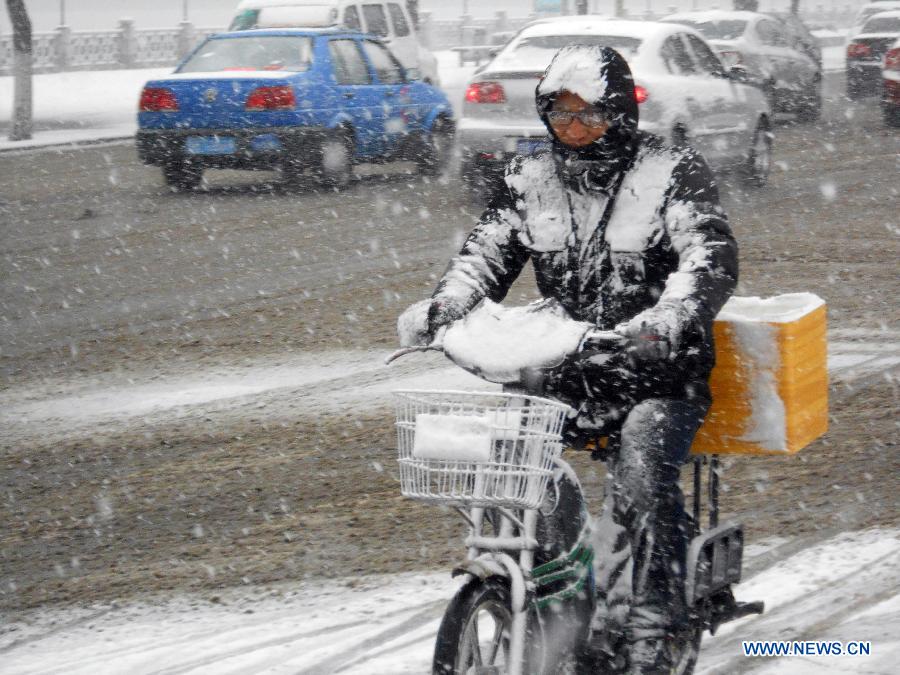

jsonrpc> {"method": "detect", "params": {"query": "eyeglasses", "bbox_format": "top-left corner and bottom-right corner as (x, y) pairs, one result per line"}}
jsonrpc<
(546, 109), (609, 128)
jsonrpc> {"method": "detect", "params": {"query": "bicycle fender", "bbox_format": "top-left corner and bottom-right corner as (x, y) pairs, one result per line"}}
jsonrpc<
(452, 554), (529, 613)
(452, 558), (506, 581)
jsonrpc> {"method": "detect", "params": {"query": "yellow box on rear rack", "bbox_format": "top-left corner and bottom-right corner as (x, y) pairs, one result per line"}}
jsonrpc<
(691, 293), (828, 456)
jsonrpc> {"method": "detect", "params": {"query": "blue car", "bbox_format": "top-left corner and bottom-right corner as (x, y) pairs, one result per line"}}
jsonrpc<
(136, 28), (454, 190)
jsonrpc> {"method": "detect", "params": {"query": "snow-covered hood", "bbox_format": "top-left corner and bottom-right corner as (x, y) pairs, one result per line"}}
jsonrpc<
(534, 45), (640, 188)
(535, 44), (639, 145)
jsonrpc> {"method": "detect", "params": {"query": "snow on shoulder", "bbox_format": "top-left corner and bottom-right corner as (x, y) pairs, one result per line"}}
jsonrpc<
(442, 299), (592, 384)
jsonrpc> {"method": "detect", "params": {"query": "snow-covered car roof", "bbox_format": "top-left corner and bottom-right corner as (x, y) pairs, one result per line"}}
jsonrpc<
(854, 1), (900, 25)
(661, 10), (761, 23)
(495, 19), (708, 74)
(236, 0), (336, 8)
(860, 9), (900, 32)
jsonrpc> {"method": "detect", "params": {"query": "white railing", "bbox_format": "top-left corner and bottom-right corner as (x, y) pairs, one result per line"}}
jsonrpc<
(0, 22), (221, 75)
(1, 8), (857, 75)
(68, 30), (120, 69)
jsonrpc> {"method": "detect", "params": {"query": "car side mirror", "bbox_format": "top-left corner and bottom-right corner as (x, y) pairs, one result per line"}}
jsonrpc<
(405, 67), (421, 81)
(488, 46), (502, 57)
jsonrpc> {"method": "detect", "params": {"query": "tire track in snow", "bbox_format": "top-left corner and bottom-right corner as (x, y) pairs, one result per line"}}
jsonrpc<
(697, 545), (900, 674)
(295, 600), (446, 675)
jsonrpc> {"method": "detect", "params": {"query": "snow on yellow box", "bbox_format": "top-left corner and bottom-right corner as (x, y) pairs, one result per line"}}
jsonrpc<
(692, 293), (828, 456)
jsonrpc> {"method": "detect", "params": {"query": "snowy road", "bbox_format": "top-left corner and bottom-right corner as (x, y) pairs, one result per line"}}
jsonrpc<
(2, 329), (898, 443)
(1, 34), (897, 675)
(2, 529), (897, 674)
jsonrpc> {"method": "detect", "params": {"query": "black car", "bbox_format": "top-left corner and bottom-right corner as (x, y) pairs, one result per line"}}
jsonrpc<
(847, 10), (900, 99)
(883, 37), (900, 125)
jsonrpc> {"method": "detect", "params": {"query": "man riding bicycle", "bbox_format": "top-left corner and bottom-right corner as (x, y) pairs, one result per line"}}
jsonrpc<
(399, 45), (738, 673)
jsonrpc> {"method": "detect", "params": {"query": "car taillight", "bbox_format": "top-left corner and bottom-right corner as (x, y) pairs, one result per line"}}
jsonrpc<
(634, 85), (649, 104)
(139, 87), (178, 112)
(465, 81), (506, 104)
(885, 47), (900, 71)
(245, 86), (296, 111)
(847, 42), (871, 59)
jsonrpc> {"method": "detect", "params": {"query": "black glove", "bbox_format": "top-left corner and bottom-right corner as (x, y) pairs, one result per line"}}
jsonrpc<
(426, 298), (469, 338)
(620, 321), (671, 365)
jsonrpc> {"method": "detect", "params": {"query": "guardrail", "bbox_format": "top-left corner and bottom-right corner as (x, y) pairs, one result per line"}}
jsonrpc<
(1, 11), (857, 76)
(0, 21), (220, 75)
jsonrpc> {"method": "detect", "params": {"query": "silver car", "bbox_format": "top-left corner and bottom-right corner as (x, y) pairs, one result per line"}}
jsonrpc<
(661, 10), (822, 120)
(457, 17), (772, 199)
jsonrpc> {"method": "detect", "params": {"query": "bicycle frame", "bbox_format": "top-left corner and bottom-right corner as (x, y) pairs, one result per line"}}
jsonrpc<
(451, 456), (593, 675)
(446, 452), (764, 675)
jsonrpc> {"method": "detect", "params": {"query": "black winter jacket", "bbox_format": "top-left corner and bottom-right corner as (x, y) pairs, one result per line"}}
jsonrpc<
(432, 46), (738, 434)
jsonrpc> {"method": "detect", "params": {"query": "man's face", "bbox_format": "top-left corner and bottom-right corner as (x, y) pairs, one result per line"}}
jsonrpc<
(547, 91), (610, 148)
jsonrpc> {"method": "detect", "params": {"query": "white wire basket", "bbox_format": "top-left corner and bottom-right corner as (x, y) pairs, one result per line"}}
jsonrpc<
(394, 390), (571, 510)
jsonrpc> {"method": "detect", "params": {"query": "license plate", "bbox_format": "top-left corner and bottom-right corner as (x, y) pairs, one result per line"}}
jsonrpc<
(185, 136), (236, 155)
(516, 138), (550, 156)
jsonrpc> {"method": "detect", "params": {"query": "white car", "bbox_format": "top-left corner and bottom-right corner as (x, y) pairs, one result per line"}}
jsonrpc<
(850, 1), (900, 35)
(661, 10), (822, 120)
(457, 17), (772, 199)
(229, 0), (440, 85)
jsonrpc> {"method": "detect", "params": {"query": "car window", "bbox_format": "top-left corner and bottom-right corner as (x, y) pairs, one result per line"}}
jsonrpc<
(757, 20), (788, 47)
(660, 35), (697, 75)
(388, 3), (410, 38)
(490, 34), (641, 72)
(362, 4), (390, 38)
(685, 34), (726, 77)
(863, 15), (900, 32)
(229, 10), (260, 30)
(343, 6), (361, 32)
(329, 39), (371, 85)
(361, 39), (405, 83)
(178, 36), (314, 73)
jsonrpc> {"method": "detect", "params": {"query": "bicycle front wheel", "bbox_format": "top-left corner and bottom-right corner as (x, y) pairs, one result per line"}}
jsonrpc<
(433, 577), (514, 675)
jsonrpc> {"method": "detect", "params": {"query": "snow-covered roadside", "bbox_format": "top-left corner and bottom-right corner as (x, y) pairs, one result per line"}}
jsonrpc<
(1, 529), (896, 674)
(3, 331), (897, 444)
(0, 67), (172, 150)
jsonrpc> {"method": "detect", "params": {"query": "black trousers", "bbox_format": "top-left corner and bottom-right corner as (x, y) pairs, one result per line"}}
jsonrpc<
(590, 397), (709, 647)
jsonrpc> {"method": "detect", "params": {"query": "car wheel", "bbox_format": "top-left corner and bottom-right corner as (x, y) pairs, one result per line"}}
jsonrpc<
(417, 117), (455, 177)
(884, 103), (900, 128)
(796, 78), (821, 123)
(742, 119), (772, 188)
(315, 132), (354, 190)
(461, 159), (500, 205)
(162, 160), (202, 191)
(846, 73), (865, 101)
(280, 155), (306, 185)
